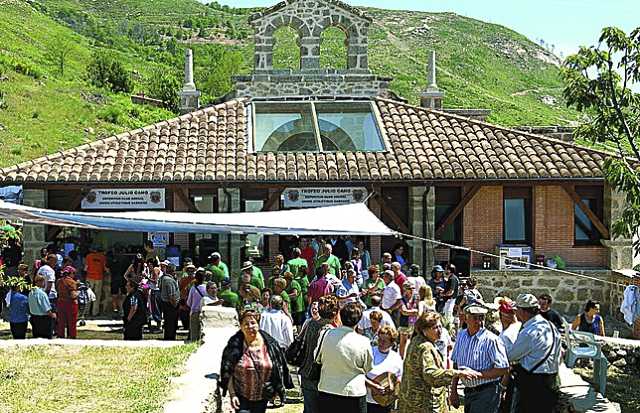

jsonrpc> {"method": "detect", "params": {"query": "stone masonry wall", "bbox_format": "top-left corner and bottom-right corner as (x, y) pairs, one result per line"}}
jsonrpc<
(233, 72), (391, 99)
(249, 0), (371, 72)
(472, 269), (612, 317)
(22, 189), (47, 267)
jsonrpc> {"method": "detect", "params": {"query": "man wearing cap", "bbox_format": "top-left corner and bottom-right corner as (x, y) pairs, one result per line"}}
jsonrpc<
(450, 303), (510, 413)
(207, 252), (229, 279)
(240, 260), (264, 290)
(508, 294), (561, 413)
(219, 279), (240, 309)
(158, 263), (180, 340)
(497, 298), (521, 353)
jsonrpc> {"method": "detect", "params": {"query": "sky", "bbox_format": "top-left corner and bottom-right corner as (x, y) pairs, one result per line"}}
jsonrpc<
(213, 0), (639, 58)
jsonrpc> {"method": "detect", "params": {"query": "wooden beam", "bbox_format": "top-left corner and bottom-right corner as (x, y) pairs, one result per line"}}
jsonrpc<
(46, 192), (85, 241)
(261, 189), (283, 211)
(373, 193), (410, 234)
(562, 184), (610, 239)
(435, 184), (482, 239)
(174, 187), (199, 213)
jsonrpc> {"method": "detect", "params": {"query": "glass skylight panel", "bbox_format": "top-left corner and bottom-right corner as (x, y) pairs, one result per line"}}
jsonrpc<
(252, 101), (386, 153)
(254, 102), (319, 152)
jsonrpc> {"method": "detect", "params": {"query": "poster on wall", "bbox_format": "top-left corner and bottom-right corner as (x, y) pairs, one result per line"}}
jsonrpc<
(148, 231), (169, 248)
(282, 187), (368, 209)
(81, 188), (166, 210)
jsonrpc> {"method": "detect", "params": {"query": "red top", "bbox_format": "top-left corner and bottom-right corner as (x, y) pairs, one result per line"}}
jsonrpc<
(233, 343), (273, 401)
(85, 252), (106, 281)
(301, 246), (316, 275)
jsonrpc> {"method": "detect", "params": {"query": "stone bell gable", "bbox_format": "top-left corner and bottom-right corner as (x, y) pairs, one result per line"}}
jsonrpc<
(232, 0), (391, 98)
(249, 0), (371, 71)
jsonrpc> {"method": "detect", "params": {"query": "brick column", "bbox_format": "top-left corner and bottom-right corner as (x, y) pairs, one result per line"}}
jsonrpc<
(22, 189), (47, 267)
(218, 188), (242, 284)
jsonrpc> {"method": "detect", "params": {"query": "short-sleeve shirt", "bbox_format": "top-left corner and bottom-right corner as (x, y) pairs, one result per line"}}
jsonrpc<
(37, 265), (57, 300)
(28, 287), (51, 316)
(8, 291), (29, 323)
(287, 257), (308, 278)
(219, 289), (240, 308)
(452, 328), (509, 388)
(85, 252), (107, 281)
(287, 279), (304, 314)
(315, 254), (341, 276)
(362, 277), (386, 307)
(366, 346), (403, 405)
(206, 264), (226, 285)
(56, 276), (78, 302)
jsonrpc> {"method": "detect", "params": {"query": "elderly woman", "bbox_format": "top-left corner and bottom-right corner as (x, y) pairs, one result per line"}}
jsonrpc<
(362, 310), (383, 346)
(365, 325), (403, 413)
(122, 279), (147, 340)
(220, 309), (293, 413)
(55, 266), (79, 339)
(398, 312), (481, 413)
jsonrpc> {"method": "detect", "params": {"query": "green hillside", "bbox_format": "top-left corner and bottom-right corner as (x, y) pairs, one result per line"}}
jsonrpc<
(0, 0), (581, 167)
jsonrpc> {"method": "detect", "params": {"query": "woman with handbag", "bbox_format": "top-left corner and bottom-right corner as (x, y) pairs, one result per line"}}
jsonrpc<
(220, 308), (293, 413)
(398, 312), (481, 413)
(292, 295), (340, 413)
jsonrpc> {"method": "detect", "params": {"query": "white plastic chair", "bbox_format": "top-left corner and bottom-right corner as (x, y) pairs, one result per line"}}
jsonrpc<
(564, 330), (608, 395)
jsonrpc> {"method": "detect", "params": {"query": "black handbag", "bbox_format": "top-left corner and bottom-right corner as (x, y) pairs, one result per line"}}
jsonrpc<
(285, 323), (308, 367)
(308, 328), (330, 381)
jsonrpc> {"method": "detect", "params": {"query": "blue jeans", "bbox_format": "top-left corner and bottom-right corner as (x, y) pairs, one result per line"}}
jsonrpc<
(300, 376), (319, 413)
(464, 382), (500, 413)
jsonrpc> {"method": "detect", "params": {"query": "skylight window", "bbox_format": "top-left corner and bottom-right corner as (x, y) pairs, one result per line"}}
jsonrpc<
(252, 101), (386, 153)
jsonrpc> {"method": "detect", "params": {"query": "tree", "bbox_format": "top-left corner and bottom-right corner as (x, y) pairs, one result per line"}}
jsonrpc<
(87, 51), (133, 93)
(48, 39), (72, 76)
(147, 69), (181, 112)
(561, 26), (640, 250)
(0, 222), (26, 292)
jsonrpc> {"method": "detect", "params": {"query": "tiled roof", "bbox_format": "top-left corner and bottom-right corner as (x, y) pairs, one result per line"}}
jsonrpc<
(0, 98), (610, 184)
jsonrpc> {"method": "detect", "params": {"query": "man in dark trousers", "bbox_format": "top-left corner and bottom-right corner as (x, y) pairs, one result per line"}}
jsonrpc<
(158, 264), (180, 340)
(508, 294), (562, 413)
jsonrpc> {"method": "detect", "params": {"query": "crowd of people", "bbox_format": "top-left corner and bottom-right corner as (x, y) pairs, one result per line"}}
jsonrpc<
(1, 235), (611, 413)
(217, 239), (598, 413)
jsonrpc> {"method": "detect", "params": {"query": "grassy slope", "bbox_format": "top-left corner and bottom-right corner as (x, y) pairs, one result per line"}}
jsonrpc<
(0, 0), (581, 168)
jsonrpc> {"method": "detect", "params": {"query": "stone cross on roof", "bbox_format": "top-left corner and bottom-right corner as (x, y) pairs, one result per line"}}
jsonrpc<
(180, 48), (200, 114)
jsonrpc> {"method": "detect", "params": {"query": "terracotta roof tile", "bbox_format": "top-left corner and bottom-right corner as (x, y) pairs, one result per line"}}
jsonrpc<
(0, 97), (617, 184)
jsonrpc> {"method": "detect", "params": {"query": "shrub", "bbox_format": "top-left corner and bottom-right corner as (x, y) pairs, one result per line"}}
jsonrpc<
(147, 69), (180, 112)
(87, 51), (133, 93)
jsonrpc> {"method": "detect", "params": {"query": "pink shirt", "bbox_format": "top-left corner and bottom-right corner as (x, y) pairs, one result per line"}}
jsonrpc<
(186, 284), (207, 315)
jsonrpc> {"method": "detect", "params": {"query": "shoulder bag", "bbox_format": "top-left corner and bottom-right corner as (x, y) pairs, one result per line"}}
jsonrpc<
(308, 327), (330, 381)
(285, 322), (309, 366)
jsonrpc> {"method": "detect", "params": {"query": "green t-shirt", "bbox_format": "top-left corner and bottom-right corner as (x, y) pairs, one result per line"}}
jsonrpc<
(315, 254), (341, 276)
(219, 289), (240, 309)
(287, 279), (304, 314)
(206, 264), (226, 285)
(286, 257), (308, 278)
(294, 275), (310, 298)
(362, 277), (386, 307)
(250, 266), (265, 290)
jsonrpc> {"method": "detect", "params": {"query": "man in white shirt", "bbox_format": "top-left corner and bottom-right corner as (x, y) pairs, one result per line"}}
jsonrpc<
(259, 295), (294, 349)
(317, 303), (373, 412)
(498, 299), (521, 353)
(37, 254), (58, 302)
(381, 271), (401, 313)
(357, 296), (395, 334)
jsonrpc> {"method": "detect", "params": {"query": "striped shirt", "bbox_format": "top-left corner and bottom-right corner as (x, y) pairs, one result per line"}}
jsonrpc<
(451, 328), (509, 388)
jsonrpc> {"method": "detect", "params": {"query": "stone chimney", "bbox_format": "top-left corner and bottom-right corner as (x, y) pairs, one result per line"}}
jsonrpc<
(179, 48), (200, 114)
(420, 51), (444, 109)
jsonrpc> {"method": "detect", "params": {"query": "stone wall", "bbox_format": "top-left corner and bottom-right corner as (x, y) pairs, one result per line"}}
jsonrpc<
(472, 269), (613, 317)
(233, 71), (391, 99)
(249, 0), (371, 72)
(514, 125), (576, 142)
(22, 189), (47, 267)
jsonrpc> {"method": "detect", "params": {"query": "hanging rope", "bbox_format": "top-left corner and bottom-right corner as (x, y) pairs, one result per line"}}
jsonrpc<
(396, 232), (629, 288)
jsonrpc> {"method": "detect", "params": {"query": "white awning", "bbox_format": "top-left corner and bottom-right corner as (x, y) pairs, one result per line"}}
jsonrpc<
(0, 200), (395, 236)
